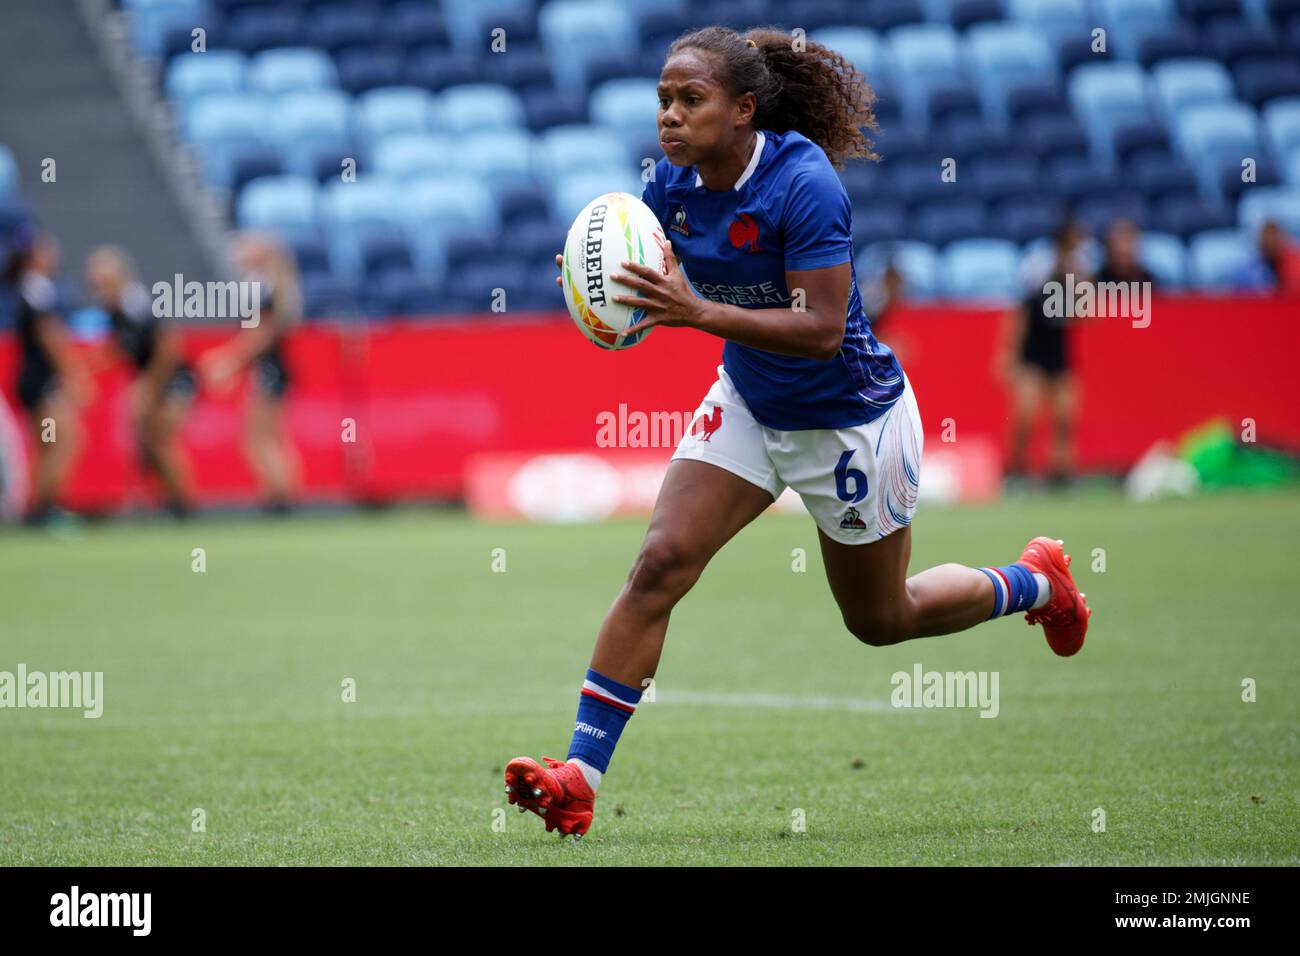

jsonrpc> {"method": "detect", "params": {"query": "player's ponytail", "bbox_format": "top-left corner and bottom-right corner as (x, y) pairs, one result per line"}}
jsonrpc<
(667, 25), (879, 168)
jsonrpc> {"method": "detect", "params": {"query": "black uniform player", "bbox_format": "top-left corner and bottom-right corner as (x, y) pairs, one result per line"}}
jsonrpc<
(85, 246), (195, 516)
(5, 230), (94, 525)
(198, 232), (301, 512)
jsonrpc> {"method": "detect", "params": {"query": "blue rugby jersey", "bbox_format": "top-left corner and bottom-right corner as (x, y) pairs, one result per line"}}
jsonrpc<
(641, 128), (904, 431)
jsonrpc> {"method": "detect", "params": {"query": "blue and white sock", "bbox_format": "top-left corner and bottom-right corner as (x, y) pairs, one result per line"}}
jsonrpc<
(980, 563), (1051, 618)
(567, 668), (643, 793)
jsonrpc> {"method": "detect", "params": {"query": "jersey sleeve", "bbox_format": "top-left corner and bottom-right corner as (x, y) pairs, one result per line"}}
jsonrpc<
(780, 160), (853, 272)
(640, 162), (668, 228)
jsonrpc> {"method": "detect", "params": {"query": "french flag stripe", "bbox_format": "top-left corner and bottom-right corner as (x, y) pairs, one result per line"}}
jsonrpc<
(990, 567), (1011, 616)
(582, 680), (638, 713)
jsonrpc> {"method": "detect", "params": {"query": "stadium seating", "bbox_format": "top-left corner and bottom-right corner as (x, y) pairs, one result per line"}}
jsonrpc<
(110, 0), (1300, 314)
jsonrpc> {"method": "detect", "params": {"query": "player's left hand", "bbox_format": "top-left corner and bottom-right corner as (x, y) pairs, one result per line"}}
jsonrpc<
(611, 241), (703, 336)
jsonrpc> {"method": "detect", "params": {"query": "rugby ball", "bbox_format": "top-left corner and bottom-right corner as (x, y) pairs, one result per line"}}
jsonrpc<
(561, 192), (668, 349)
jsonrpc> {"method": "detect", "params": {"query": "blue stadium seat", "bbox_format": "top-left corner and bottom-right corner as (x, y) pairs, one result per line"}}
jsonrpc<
(866, 0), (928, 32)
(458, 129), (537, 198)
(965, 22), (1057, 124)
(590, 78), (660, 149)
(889, 25), (965, 127)
(1263, 97), (1300, 159)
(912, 199), (987, 245)
(1234, 58), (1300, 108)
(271, 89), (354, 177)
(229, 148), (283, 195)
(383, 3), (450, 51)
(1218, 156), (1281, 201)
(441, 0), (537, 55)
(857, 241), (941, 299)
(185, 93), (273, 187)
(1111, 119), (1172, 165)
(1153, 196), (1236, 237)
(1140, 232), (1190, 287)
(942, 238), (1022, 298)
(1206, 22), (1283, 68)
(1151, 59), (1234, 115)
(1188, 228), (1254, 288)
(1075, 194), (1152, 234)
(492, 47), (555, 92)
(247, 48), (337, 95)
(287, 235), (331, 278)
(305, 5), (381, 55)
(370, 132), (455, 181)
(1136, 24), (1203, 68)
(336, 50), (406, 96)
(533, 125), (632, 182)
(550, 168), (642, 223)
(166, 51), (247, 104)
(353, 87), (441, 152)
(1069, 63), (1155, 164)
(124, 0), (206, 58)
(1019, 115), (1090, 159)
(951, 0), (1006, 31)
(1096, 0), (1178, 59)
(236, 175), (320, 241)
(402, 173), (498, 240)
(970, 156), (1039, 201)
(320, 176), (405, 281)
(1178, 0), (1246, 27)
(1287, 147), (1300, 185)
(224, 7), (306, 55)
(1238, 186), (1300, 234)
(1129, 153), (1201, 201)
(1173, 101), (1262, 195)
(1006, 0), (1091, 45)
(538, 1), (638, 97)
(404, 49), (481, 91)
(808, 27), (888, 84)
(439, 84), (526, 134)
(988, 196), (1064, 244)
(852, 203), (908, 246)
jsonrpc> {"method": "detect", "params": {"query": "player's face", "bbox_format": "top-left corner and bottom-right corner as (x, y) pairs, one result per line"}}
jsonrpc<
(657, 51), (743, 166)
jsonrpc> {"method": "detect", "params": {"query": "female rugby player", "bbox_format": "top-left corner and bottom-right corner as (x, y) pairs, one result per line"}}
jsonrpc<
(506, 27), (1091, 837)
(5, 229), (94, 526)
(197, 232), (301, 513)
(85, 245), (196, 516)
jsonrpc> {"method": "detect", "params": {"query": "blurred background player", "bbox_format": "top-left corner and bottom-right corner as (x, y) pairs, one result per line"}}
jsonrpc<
(198, 233), (302, 513)
(1234, 219), (1300, 294)
(1096, 218), (1157, 287)
(997, 219), (1092, 489)
(85, 245), (196, 517)
(4, 228), (94, 526)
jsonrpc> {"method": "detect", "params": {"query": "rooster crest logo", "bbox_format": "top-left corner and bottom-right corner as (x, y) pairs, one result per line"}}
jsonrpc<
(689, 405), (723, 441)
(839, 506), (867, 531)
(728, 212), (761, 252)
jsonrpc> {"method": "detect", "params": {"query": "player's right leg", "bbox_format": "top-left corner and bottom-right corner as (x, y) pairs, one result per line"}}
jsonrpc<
(507, 371), (777, 836)
(506, 458), (774, 836)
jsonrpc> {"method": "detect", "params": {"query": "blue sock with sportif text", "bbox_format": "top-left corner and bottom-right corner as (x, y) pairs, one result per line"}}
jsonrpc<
(567, 668), (642, 792)
(980, 564), (1051, 618)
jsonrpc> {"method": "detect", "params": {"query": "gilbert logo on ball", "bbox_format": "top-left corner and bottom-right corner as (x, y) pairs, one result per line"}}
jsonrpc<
(562, 192), (668, 350)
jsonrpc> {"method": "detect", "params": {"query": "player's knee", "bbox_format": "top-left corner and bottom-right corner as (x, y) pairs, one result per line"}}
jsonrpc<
(626, 532), (702, 604)
(844, 611), (908, 648)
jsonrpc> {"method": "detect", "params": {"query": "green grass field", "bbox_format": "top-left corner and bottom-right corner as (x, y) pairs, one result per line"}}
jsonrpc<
(1, 491), (1297, 866)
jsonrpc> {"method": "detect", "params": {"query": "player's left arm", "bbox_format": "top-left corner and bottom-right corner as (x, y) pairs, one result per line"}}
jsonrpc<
(613, 246), (848, 361)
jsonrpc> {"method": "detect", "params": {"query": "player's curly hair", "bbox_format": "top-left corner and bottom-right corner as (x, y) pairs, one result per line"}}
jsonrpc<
(666, 25), (879, 168)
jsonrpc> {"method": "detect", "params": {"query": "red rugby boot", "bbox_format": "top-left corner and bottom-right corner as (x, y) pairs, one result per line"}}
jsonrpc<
(1018, 536), (1091, 657)
(504, 755), (595, 838)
